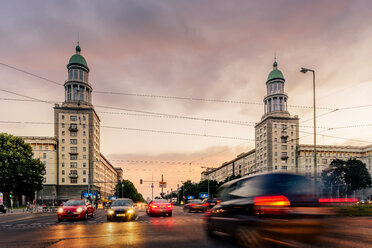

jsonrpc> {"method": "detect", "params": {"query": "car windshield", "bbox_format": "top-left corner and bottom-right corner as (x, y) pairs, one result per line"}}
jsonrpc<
(64, 200), (84, 206)
(189, 199), (202, 203)
(111, 200), (133, 206)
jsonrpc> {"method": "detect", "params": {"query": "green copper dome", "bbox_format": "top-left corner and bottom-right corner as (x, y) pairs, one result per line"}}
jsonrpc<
(67, 44), (89, 71)
(267, 60), (284, 82)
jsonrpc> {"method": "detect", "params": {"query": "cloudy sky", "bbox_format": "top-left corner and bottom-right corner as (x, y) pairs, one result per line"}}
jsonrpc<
(1, 0), (372, 199)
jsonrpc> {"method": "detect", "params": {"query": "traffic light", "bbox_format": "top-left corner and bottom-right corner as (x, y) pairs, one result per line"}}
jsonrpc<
(9, 191), (13, 199)
(140, 179), (143, 184)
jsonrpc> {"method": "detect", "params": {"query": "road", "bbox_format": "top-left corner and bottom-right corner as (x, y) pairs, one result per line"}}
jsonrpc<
(0, 206), (238, 248)
(0, 206), (371, 247)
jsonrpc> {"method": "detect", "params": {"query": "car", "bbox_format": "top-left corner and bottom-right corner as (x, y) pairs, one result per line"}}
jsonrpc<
(0, 204), (7, 213)
(107, 198), (136, 221)
(57, 199), (94, 222)
(146, 199), (173, 217)
(183, 199), (205, 212)
(204, 173), (330, 247)
(201, 198), (218, 211)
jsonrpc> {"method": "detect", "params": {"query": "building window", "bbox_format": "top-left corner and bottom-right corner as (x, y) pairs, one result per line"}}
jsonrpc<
(83, 139), (86, 144)
(70, 162), (77, 168)
(83, 155), (86, 159)
(83, 147), (86, 152)
(70, 139), (77, 144)
(70, 132), (77, 137)
(62, 131), (65, 136)
(62, 154), (65, 159)
(83, 163), (86, 167)
(62, 162), (65, 167)
(62, 170), (65, 175)
(83, 178), (86, 183)
(62, 123), (65, 128)
(43, 153), (46, 159)
(70, 147), (77, 153)
(83, 170), (86, 175)
(70, 178), (77, 184)
(70, 170), (77, 175)
(70, 154), (78, 160)
(61, 147), (65, 151)
(61, 115), (65, 120)
(62, 139), (65, 144)
(83, 131), (86, 136)
(70, 116), (77, 121)
(83, 116), (86, 121)
(62, 178), (65, 183)
(45, 146), (48, 150)
(39, 146), (42, 150)
(83, 124), (86, 129)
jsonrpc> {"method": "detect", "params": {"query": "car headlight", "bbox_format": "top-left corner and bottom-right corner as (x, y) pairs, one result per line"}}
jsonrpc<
(76, 207), (83, 213)
(107, 209), (114, 215)
(58, 207), (64, 214)
(127, 209), (134, 214)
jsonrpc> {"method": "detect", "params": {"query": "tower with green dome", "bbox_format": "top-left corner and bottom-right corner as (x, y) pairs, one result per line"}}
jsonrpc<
(64, 42), (92, 105)
(263, 60), (288, 116)
(53, 43), (112, 202)
(254, 59), (299, 174)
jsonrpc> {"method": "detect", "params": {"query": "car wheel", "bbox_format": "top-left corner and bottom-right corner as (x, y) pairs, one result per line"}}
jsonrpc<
(58, 218), (63, 222)
(91, 212), (94, 218)
(206, 221), (216, 237)
(235, 225), (262, 248)
(168, 213), (172, 217)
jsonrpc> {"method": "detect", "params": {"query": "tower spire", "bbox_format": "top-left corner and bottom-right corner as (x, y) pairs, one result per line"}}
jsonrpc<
(273, 51), (278, 70)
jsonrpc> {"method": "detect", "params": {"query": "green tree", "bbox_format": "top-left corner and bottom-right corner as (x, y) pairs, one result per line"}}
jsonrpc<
(198, 179), (219, 198)
(322, 158), (372, 192)
(0, 133), (45, 197)
(114, 179), (144, 202)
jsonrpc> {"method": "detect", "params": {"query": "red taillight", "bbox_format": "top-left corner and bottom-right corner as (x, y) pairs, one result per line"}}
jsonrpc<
(150, 204), (158, 208)
(189, 204), (196, 207)
(253, 195), (290, 215)
(319, 198), (358, 204)
(202, 203), (209, 206)
(254, 195), (290, 207)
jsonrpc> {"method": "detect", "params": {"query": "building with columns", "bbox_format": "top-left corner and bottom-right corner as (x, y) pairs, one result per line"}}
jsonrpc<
(21, 44), (120, 202)
(202, 60), (372, 193)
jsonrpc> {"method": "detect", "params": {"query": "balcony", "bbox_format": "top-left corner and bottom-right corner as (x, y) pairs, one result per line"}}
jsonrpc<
(281, 155), (289, 161)
(69, 151), (78, 155)
(69, 125), (78, 132)
(69, 173), (78, 178)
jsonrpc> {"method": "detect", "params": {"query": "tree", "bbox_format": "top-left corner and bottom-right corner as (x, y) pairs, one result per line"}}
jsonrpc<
(322, 158), (372, 193)
(114, 179), (145, 202)
(0, 133), (45, 197)
(198, 179), (219, 198)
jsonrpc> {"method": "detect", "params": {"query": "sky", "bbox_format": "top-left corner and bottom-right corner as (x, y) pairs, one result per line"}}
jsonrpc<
(1, 0), (372, 199)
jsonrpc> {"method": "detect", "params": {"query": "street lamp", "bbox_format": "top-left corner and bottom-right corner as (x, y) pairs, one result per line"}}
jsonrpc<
(201, 167), (210, 198)
(300, 67), (317, 188)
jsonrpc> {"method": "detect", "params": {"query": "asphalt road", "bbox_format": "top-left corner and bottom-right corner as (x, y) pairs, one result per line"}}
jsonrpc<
(0, 206), (371, 248)
(0, 206), (238, 248)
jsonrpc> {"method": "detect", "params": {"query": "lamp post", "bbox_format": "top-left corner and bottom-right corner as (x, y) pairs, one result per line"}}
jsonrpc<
(201, 167), (210, 198)
(88, 160), (102, 202)
(300, 67), (317, 189)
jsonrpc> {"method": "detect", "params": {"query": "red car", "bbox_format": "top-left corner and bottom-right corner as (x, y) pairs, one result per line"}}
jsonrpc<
(146, 199), (173, 217)
(57, 199), (94, 222)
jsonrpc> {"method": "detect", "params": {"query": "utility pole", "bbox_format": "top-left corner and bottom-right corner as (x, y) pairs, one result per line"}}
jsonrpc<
(161, 174), (164, 197)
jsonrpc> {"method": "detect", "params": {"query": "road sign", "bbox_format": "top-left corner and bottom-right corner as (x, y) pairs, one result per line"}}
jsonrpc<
(159, 182), (166, 188)
(199, 193), (209, 198)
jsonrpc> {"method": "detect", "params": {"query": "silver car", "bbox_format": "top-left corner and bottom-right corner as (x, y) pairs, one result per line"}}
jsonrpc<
(107, 198), (136, 221)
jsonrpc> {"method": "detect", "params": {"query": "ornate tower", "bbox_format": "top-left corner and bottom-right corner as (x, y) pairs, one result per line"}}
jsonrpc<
(254, 59), (299, 174)
(54, 43), (101, 201)
(263, 60), (289, 117)
(64, 43), (92, 105)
